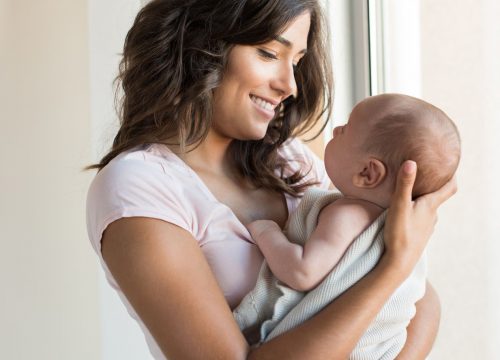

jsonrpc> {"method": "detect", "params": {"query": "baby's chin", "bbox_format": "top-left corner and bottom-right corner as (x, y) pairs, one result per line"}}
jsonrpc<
(329, 180), (351, 196)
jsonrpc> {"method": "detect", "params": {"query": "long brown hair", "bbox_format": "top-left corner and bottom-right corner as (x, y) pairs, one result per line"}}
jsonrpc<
(87, 0), (333, 197)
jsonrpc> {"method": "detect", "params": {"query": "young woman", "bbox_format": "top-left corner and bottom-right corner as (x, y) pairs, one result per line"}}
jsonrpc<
(86, 1), (455, 358)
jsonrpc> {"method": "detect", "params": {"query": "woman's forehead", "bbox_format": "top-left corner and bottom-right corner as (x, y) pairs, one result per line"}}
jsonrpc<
(278, 12), (311, 51)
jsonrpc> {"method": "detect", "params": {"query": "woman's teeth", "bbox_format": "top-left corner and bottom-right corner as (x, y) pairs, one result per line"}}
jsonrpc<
(250, 95), (274, 111)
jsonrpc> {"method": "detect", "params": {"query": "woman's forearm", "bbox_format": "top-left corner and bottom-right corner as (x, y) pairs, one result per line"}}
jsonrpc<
(396, 282), (441, 360)
(248, 255), (409, 359)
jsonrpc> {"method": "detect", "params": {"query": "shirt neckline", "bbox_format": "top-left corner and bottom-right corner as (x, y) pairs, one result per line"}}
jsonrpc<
(147, 143), (293, 234)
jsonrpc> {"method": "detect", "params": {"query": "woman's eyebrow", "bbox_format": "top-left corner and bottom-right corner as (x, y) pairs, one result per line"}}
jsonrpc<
(274, 35), (307, 54)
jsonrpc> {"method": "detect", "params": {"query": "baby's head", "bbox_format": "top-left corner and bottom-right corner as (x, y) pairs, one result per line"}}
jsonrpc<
(324, 93), (461, 208)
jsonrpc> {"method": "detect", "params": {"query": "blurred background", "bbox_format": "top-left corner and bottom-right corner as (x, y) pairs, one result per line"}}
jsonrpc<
(1, 0), (498, 358)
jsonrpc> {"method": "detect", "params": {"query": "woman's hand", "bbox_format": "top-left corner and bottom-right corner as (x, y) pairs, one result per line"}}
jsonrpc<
(383, 160), (457, 275)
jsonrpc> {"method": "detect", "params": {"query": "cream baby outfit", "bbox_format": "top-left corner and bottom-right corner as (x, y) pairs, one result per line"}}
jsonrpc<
(233, 188), (427, 360)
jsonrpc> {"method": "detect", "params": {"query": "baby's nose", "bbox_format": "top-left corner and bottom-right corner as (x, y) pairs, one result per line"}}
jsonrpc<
(333, 126), (342, 137)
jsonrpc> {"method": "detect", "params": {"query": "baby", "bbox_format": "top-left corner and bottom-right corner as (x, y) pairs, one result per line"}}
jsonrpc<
(233, 93), (461, 357)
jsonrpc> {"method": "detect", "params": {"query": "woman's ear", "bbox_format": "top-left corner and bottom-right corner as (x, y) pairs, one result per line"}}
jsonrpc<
(352, 158), (387, 188)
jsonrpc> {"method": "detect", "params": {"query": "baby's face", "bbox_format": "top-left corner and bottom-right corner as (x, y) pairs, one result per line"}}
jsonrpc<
(324, 102), (371, 195)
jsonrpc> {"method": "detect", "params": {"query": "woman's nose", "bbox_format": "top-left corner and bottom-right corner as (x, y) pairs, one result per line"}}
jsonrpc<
(271, 63), (297, 99)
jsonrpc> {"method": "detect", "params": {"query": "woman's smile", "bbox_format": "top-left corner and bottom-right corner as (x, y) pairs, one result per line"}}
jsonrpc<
(250, 94), (279, 120)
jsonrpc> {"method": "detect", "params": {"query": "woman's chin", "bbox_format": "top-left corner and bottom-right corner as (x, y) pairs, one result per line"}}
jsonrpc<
(239, 127), (270, 142)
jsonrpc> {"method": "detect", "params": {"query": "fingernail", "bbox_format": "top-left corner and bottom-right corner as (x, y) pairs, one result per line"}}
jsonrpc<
(404, 161), (416, 174)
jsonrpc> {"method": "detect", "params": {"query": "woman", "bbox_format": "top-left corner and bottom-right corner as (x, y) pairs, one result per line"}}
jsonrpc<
(86, 0), (455, 358)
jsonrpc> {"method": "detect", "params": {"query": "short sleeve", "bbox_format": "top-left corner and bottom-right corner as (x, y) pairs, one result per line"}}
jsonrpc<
(86, 151), (193, 254)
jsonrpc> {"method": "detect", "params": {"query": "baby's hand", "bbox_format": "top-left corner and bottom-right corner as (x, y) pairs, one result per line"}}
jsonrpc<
(246, 220), (281, 241)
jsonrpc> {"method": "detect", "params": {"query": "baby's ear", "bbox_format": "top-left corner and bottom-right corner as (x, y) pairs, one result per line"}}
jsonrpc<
(352, 158), (387, 188)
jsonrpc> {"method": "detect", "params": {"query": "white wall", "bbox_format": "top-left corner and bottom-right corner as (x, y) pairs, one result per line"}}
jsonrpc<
(382, 0), (421, 97)
(328, 0), (356, 128)
(420, 0), (500, 358)
(88, 0), (154, 358)
(0, 1), (100, 359)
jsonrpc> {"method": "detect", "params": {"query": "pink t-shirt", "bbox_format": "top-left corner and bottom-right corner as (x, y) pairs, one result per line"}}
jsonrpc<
(86, 138), (330, 359)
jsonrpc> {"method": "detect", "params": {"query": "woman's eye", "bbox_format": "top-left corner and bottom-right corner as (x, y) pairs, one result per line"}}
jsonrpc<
(293, 58), (304, 72)
(258, 48), (300, 72)
(258, 49), (278, 60)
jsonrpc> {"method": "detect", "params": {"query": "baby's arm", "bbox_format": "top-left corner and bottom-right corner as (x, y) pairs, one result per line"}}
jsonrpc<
(247, 198), (383, 291)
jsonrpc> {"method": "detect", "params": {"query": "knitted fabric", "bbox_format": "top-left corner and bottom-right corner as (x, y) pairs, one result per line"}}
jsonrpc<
(233, 188), (426, 359)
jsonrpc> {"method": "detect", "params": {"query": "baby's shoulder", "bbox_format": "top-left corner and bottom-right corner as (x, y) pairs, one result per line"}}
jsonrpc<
(319, 197), (383, 230)
(324, 196), (378, 211)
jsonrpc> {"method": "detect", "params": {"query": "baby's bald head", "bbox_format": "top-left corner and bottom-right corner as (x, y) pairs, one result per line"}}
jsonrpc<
(360, 94), (460, 197)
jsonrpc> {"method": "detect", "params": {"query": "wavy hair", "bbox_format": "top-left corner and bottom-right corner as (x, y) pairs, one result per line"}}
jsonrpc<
(87, 0), (333, 197)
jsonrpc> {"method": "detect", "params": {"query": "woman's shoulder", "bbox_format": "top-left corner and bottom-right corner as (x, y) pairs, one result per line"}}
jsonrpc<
(94, 143), (187, 178)
(89, 144), (195, 195)
(279, 137), (331, 190)
(86, 144), (196, 252)
(279, 137), (313, 159)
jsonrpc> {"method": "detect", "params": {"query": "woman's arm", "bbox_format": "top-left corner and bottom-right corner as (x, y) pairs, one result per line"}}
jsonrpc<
(102, 217), (249, 360)
(396, 282), (441, 359)
(102, 217), (406, 360)
(102, 161), (455, 359)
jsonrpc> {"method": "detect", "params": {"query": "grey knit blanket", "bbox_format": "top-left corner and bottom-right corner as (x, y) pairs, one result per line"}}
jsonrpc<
(233, 188), (426, 359)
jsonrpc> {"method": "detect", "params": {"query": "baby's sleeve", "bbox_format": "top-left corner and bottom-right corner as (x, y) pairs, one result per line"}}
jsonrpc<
(86, 153), (193, 254)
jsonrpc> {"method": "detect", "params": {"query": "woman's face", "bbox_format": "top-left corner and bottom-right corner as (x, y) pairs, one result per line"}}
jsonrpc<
(211, 12), (311, 141)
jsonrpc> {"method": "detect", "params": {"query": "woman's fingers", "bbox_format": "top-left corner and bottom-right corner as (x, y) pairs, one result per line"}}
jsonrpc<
(392, 161), (457, 211)
(383, 161), (456, 274)
(391, 160), (417, 208)
(419, 176), (458, 210)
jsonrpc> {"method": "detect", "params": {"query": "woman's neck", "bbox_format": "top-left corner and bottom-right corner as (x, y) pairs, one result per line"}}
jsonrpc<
(172, 130), (233, 176)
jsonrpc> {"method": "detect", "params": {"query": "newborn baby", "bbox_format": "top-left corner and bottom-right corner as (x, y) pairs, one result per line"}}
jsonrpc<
(234, 93), (461, 359)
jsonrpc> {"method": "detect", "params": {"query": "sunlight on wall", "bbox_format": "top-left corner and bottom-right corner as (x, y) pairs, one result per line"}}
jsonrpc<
(421, 0), (500, 358)
(88, 0), (154, 358)
(0, 1), (99, 359)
